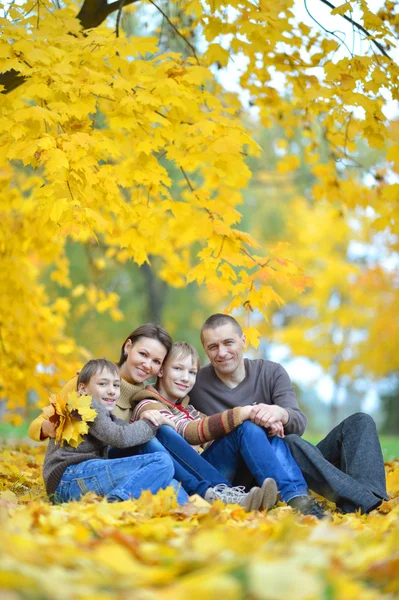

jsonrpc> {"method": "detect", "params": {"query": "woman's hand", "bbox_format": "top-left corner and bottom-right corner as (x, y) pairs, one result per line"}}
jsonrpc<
(140, 410), (176, 429)
(41, 419), (57, 440)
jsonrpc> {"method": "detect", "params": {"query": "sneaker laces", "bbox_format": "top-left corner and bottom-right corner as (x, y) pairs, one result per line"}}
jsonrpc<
(210, 484), (248, 504)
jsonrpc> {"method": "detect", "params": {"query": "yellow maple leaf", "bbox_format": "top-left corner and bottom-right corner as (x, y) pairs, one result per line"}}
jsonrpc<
(44, 391), (97, 448)
(244, 326), (261, 350)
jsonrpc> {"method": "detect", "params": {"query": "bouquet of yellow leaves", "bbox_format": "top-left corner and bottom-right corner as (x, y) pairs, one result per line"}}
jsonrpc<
(42, 391), (97, 448)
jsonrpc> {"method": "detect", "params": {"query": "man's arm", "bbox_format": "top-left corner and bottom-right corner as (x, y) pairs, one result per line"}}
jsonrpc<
(251, 364), (307, 436)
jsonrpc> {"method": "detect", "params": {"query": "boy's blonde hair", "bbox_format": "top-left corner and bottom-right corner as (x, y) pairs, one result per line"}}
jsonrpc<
(164, 342), (201, 370)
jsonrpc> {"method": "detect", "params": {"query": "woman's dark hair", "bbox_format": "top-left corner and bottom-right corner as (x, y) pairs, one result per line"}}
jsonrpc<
(77, 359), (120, 388)
(118, 324), (173, 367)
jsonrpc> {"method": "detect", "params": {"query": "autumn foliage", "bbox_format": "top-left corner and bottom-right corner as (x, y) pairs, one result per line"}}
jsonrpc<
(0, 444), (398, 598)
(1, 0), (305, 413)
(1, 0), (398, 415)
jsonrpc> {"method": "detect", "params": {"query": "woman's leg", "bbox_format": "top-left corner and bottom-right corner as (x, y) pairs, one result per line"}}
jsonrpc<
(54, 453), (179, 503)
(202, 421), (308, 503)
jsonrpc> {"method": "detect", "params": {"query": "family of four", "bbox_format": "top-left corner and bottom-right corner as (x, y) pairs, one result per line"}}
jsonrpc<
(30, 314), (388, 517)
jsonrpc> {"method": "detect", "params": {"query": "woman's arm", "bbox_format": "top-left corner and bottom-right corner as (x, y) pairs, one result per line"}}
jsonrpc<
(28, 413), (50, 442)
(28, 376), (78, 442)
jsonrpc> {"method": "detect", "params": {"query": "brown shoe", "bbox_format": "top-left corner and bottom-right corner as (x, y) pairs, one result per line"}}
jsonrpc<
(259, 478), (278, 511)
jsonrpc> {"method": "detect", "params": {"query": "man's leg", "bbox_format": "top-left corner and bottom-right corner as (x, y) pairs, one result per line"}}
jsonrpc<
(54, 453), (177, 503)
(284, 413), (388, 513)
(202, 421), (308, 503)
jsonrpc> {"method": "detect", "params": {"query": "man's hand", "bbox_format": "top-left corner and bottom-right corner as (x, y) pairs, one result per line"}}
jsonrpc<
(40, 420), (57, 440)
(249, 404), (289, 430)
(140, 410), (176, 429)
(267, 421), (285, 438)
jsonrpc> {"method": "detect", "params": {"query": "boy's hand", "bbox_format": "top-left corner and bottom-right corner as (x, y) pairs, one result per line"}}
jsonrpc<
(239, 405), (253, 421)
(140, 410), (176, 429)
(40, 419), (57, 440)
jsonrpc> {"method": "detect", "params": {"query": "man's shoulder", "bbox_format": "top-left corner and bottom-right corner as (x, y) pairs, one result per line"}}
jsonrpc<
(197, 363), (216, 380)
(245, 358), (283, 374)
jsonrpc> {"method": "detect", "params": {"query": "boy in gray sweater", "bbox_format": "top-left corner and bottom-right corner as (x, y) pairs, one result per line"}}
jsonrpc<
(43, 358), (187, 504)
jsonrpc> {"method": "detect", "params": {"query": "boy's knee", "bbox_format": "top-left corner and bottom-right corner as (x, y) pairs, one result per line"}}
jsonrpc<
(157, 425), (179, 441)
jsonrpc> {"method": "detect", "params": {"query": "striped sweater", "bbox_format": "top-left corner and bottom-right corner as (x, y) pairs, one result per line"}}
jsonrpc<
(131, 386), (245, 445)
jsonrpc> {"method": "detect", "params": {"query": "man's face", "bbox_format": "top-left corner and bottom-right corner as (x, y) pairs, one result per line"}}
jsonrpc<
(201, 324), (246, 376)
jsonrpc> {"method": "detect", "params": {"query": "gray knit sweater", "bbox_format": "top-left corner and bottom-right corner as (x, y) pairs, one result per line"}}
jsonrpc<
(43, 400), (158, 497)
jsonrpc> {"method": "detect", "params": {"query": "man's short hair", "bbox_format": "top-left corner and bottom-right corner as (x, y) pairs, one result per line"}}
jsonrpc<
(77, 359), (120, 388)
(200, 314), (243, 343)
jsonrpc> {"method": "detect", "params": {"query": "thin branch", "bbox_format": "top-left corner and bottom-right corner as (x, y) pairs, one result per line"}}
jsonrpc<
(180, 166), (214, 220)
(304, 0), (352, 57)
(147, 0), (199, 64)
(115, 0), (126, 38)
(215, 235), (226, 259)
(180, 166), (195, 192)
(317, 0), (393, 61)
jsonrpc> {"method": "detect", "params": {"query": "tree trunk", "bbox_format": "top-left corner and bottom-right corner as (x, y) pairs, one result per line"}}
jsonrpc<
(140, 262), (167, 324)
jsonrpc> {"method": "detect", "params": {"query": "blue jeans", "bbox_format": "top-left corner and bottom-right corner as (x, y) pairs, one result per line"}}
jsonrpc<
(109, 427), (231, 497)
(113, 424), (307, 502)
(55, 452), (189, 504)
(202, 421), (308, 502)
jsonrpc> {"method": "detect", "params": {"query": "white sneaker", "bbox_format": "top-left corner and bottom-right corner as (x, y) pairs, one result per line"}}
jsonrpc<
(205, 484), (264, 512)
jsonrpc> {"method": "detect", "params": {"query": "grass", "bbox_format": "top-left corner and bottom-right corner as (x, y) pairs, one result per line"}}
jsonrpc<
(1, 421), (398, 461)
(304, 433), (399, 462)
(0, 420), (30, 440)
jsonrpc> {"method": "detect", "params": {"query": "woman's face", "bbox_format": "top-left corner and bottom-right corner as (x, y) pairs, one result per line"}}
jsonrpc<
(120, 337), (168, 384)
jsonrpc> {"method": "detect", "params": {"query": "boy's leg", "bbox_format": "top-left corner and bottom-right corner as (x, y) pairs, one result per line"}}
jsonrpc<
(284, 413), (388, 513)
(202, 421), (308, 503)
(55, 453), (175, 503)
(155, 426), (232, 496)
(110, 427), (231, 497)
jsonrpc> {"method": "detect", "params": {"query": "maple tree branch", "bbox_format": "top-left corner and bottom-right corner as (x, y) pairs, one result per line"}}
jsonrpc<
(76, 0), (140, 30)
(317, 0), (393, 61)
(147, 0), (199, 64)
(115, 0), (127, 37)
(0, 0), (141, 93)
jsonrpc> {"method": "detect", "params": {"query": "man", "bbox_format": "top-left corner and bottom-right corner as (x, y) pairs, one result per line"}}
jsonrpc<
(190, 313), (388, 514)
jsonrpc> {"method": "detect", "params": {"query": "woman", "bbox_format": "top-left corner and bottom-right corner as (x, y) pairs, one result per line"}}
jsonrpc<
(29, 324), (172, 439)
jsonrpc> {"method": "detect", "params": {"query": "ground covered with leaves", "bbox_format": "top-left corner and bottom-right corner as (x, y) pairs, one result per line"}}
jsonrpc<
(0, 444), (398, 600)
